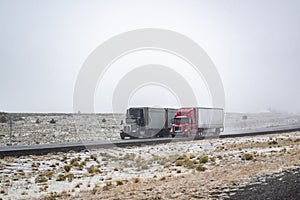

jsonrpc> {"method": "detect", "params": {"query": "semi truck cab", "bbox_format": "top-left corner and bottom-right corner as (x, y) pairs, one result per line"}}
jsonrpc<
(171, 108), (197, 137)
(171, 107), (224, 138)
(121, 107), (145, 139)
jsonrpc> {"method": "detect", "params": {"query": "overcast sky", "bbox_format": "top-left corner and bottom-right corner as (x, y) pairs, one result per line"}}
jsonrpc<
(0, 0), (299, 113)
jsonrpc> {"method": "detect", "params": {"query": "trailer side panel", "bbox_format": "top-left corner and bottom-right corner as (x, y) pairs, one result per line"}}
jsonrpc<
(196, 108), (224, 128)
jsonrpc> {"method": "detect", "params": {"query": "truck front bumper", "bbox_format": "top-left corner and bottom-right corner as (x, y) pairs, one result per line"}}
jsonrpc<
(171, 131), (189, 137)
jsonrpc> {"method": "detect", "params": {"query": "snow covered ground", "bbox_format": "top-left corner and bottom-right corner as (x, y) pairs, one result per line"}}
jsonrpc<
(0, 113), (124, 146)
(224, 112), (300, 131)
(0, 112), (300, 199)
(0, 112), (299, 146)
(0, 131), (299, 199)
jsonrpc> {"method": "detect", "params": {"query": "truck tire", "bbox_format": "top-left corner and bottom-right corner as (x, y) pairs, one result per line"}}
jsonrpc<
(120, 132), (126, 140)
(198, 128), (204, 136)
(215, 128), (220, 136)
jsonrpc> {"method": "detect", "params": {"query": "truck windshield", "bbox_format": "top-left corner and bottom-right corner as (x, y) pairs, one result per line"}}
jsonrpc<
(173, 117), (189, 124)
(125, 118), (137, 124)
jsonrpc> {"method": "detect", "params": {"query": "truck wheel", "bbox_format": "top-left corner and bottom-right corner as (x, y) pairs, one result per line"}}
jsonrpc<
(215, 128), (220, 136)
(198, 129), (203, 136)
(120, 132), (126, 140)
(154, 133), (161, 138)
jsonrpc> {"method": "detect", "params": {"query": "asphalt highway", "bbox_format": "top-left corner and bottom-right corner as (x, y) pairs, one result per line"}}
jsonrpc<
(0, 124), (299, 158)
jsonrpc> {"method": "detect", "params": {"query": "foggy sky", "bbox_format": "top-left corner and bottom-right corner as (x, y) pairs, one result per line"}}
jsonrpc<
(0, 0), (299, 113)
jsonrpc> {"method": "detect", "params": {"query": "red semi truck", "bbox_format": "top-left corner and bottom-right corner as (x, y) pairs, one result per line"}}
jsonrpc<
(171, 107), (224, 137)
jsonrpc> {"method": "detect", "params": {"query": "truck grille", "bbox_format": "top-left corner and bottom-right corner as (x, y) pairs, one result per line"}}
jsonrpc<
(124, 125), (131, 133)
(174, 126), (182, 132)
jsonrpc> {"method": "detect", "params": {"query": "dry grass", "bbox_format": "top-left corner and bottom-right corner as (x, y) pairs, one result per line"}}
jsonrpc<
(63, 164), (72, 172)
(199, 155), (209, 163)
(133, 177), (140, 183)
(220, 135), (299, 151)
(122, 152), (136, 161)
(241, 153), (254, 160)
(35, 175), (48, 183)
(66, 173), (74, 182)
(87, 165), (100, 174)
(103, 181), (112, 191)
(56, 174), (66, 181)
(116, 180), (123, 186)
(42, 171), (54, 179)
(134, 156), (149, 171)
(90, 154), (98, 161)
(196, 164), (206, 171)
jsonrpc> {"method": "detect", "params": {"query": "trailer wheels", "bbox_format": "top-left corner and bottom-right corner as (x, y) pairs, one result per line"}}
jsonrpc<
(215, 128), (221, 136)
(120, 131), (126, 140)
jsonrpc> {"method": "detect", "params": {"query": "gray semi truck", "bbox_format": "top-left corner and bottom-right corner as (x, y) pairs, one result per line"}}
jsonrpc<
(120, 107), (177, 139)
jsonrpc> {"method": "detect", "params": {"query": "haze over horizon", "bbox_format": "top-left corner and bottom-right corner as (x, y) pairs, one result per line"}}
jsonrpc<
(0, 0), (299, 114)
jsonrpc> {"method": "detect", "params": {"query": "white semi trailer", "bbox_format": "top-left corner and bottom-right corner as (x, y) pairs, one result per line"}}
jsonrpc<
(171, 107), (224, 137)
